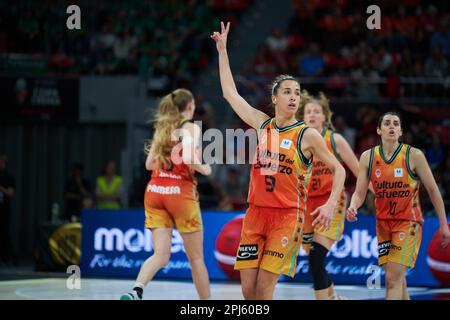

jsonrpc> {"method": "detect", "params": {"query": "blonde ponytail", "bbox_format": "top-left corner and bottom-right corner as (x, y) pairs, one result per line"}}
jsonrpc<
(145, 89), (193, 169)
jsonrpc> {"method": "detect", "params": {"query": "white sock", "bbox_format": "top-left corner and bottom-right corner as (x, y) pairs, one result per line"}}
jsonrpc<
(133, 281), (145, 290)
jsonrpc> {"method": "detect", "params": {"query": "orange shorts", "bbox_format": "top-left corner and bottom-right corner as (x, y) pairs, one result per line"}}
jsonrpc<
(301, 192), (347, 254)
(144, 178), (202, 233)
(234, 205), (303, 277)
(376, 219), (422, 269)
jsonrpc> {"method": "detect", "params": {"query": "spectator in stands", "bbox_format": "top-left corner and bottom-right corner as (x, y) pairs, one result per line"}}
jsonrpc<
(426, 132), (446, 170)
(431, 20), (450, 58)
(114, 26), (138, 73)
(64, 163), (93, 222)
(266, 27), (289, 72)
(298, 43), (325, 76)
(425, 46), (449, 78)
(350, 64), (381, 99)
(193, 92), (215, 133)
(375, 45), (393, 76)
(334, 115), (356, 150)
(95, 48), (118, 74)
(223, 168), (246, 211)
(96, 160), (123, 209)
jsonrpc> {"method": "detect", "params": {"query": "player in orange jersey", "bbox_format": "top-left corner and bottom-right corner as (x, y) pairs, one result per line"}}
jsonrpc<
(347, 112), (450, 300)
(211, 22), (346, 300)
(121, 89), (212, 300)
(296, 90), (360, 300)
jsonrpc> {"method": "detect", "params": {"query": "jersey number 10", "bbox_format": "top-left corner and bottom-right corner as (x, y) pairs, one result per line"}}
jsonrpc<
(388, 201), (397, 216)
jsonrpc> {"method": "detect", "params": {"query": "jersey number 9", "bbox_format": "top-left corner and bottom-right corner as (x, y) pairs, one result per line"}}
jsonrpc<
(265, 175), (276, 192)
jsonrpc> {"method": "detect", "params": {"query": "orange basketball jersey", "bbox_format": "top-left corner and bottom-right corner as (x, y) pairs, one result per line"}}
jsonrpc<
(368, 143), (423, 223)
(247, 118), (312, 209)
(308, 128), (341, 198)
(151, 118), (197, 184)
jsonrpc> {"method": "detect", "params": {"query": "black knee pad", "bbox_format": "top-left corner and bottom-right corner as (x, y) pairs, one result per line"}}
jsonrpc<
(309, 241), (331, 290)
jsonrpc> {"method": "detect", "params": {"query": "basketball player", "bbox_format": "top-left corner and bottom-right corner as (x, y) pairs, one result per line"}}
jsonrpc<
(347, 112), (450, 299)
(121, 89), (212, 300)
(296, 91), (361, 300)
(211, 22), (346, 300)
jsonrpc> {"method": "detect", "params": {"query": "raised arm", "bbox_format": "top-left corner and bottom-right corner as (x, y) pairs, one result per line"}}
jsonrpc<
(347, 150), (371, 222)
(302, 128), (346, 231)
(410, 147), (450, 247)
(211, 22), (269, 130)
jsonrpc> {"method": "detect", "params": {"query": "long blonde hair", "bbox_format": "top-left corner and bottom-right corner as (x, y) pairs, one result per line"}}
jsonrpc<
(145, 88), (193, 169)
(297, 90), (335, 130)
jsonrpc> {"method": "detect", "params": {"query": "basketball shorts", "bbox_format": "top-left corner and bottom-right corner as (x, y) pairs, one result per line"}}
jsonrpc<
(377, 219), (422, 269)
(144, 178), (202, 233)
(234, 205), (303, 277)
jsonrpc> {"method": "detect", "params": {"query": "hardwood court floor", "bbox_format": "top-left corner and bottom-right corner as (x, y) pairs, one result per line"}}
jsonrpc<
(0, 277), (446, 300)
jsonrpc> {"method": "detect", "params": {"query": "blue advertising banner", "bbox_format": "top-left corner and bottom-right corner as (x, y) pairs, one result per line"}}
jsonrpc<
(81, 209), (443, 287)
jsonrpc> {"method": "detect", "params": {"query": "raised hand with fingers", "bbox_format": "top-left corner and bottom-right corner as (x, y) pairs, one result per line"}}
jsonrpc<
(210, 21), (230, 52)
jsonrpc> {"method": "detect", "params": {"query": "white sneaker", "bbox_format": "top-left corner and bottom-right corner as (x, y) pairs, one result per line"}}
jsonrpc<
(120, 291), (142, 300)
(329, 294), (350, 300)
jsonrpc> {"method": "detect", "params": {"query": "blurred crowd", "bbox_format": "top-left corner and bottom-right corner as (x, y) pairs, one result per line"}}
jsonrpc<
(0, 0), (253, 92)
(1, 0), (449, 218)
(237, 0), (450, 105)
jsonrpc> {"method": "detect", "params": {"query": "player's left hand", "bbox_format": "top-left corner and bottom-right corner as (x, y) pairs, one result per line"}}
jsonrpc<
(311, 202), (334, 232)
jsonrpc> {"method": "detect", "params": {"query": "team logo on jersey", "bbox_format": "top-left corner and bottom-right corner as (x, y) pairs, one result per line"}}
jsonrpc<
(280, 139), (292, 149)
(399, 232), (405, 241)
(394, 168), (403, 178)
(375, 168), (382, 178)
(281, 236), (289, 247)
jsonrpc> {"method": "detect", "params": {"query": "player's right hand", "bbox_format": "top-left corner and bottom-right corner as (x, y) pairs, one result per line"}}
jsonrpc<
(210, 21), (230, 52)
(439, 223), (450, 248)
(346, 206), (358, 222)
(311, 203), (333, 232)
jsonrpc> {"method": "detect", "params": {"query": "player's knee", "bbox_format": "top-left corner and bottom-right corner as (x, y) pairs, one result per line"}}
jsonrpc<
(185, 250), (204, 264)
(255, 279), (269, 294)
(385, 271), (403, 288)
(154, 252), (171, 267)
(187, 255), (205, 268)
(309, 241), (331, 290)
(241, 283), (256, 300)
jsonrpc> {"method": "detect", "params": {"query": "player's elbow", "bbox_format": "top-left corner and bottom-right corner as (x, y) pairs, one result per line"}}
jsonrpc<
(334, 163), (346, 178)
(223, 90), (238, 103)
(201, 165), (212, 176)
(426, 184), (440, 200)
